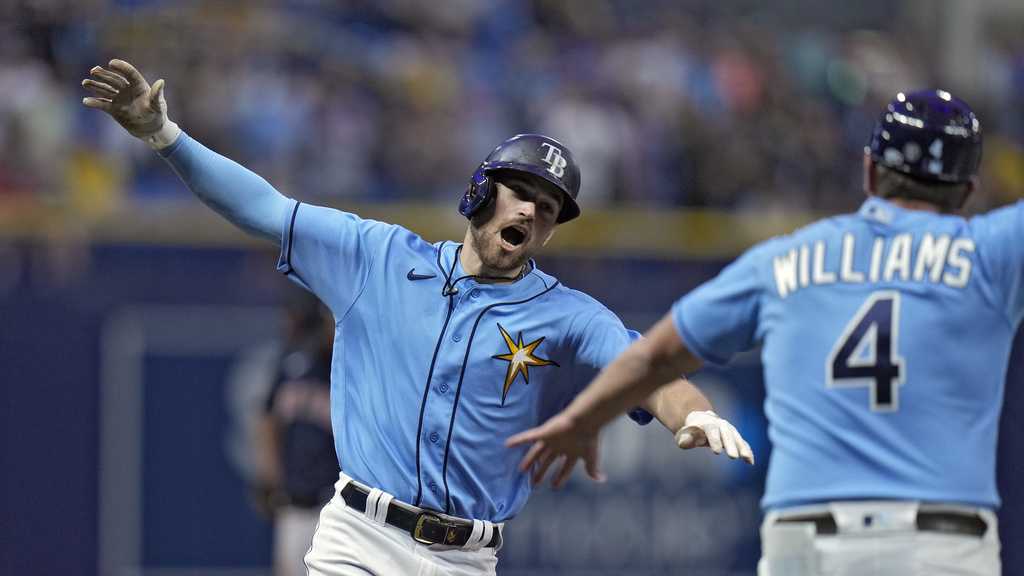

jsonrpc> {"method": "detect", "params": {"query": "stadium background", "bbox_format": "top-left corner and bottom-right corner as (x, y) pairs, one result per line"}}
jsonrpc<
(1, 0), (1023, 574)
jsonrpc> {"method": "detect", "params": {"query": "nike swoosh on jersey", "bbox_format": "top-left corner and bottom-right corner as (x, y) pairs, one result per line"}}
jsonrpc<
(407, 268), (437, 281)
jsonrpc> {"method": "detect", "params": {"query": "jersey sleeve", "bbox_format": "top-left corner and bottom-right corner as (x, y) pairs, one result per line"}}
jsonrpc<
(970, 201), (1024, 325)
(671, 247), (765, 365)
(276, 201), (398, 317)
(159, 132), (293, 241)
(573, 311), (653, 425)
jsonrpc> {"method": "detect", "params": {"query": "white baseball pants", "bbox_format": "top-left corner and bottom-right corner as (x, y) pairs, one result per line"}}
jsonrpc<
(758, 501), (1001, 576)
(304, 475), (499, 576)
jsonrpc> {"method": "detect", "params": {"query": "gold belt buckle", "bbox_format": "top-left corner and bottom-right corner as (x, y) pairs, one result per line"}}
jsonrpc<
(413, 512), (460, 545)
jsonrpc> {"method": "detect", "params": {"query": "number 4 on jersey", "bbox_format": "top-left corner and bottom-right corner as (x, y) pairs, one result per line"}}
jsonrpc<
(826, 291), (905, 412)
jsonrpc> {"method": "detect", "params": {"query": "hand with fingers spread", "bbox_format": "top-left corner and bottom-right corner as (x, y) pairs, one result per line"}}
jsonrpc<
(674, 410), (754, 464)
(81, 59), (180, 148)
(506, 411), (606, 489)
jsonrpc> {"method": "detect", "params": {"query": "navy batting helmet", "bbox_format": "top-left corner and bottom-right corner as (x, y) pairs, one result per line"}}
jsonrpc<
(459, 134), (581, 223)
(866, 89), (982, 184)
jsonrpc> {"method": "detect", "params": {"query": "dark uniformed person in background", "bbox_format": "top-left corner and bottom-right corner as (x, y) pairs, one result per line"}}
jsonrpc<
(256, 290), (339, 576)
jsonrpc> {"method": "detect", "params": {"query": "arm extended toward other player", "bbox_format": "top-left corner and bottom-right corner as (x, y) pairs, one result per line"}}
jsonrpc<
(82, 59), (291, 241)
(510, 315), (753, 487)
(641, 378), (711, 435)
(640, 378), (749, 459)
(572, 315), (705, 435)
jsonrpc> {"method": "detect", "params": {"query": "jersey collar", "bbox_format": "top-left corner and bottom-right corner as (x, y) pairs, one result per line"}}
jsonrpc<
(857, 196), (962, 227)
(436, 242), (551, 295)
(857, 196), (899, 225)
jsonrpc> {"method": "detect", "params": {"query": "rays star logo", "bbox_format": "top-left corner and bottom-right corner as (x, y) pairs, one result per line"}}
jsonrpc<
(492, 323), (559, 405)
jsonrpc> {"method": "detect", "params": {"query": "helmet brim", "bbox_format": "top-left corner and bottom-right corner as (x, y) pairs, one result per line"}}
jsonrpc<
(484, 162), (581, 223)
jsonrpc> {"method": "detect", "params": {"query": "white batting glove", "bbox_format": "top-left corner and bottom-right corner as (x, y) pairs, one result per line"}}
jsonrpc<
(82, 59), (181, 149)
(675, 410), (754, 464)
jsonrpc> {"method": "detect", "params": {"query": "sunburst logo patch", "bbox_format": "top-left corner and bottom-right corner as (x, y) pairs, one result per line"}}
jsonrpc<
(492, 323), (559, 405)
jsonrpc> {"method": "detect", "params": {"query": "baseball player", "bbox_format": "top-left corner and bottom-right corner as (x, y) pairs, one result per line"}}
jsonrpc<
(82, 59), (753, 575)
(510, 90), (1009, 575)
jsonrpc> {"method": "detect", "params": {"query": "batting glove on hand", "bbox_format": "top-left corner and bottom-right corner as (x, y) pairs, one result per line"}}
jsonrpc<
(82, 59), (180, 149)
(675, 410), (754, 464)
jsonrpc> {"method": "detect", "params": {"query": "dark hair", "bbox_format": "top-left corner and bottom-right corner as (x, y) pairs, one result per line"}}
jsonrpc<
(873, 163), (971, 212)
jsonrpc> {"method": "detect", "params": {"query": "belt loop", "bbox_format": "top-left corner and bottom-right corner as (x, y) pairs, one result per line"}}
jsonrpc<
(335, 473), (352, 496)
(463, 519), (486, 550)
(364, 488), (384, 524)
(375, 492), (394, 524)
(480, 521), (495, 550)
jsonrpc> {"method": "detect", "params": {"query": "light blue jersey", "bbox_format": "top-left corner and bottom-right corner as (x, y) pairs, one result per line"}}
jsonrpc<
(157, 133), (650, 523)
(673, 196), (1024, 510)
(278, 204), (649, 521)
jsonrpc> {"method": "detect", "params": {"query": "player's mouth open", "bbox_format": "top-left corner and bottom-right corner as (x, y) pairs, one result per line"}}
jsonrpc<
(500, 225), (528, 249)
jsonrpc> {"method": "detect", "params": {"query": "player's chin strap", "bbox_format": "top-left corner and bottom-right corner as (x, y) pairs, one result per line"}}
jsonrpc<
(441, 245), (531, 297)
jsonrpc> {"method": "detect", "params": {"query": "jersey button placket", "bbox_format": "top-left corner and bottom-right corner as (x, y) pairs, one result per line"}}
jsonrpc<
(419, 312), (464, 509)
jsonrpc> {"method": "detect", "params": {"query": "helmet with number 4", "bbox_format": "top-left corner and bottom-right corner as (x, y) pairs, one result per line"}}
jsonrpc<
(866, 89), (982, 185)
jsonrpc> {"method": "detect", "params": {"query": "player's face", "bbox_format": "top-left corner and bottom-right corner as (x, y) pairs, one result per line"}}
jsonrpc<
(468, 175), (563, 275)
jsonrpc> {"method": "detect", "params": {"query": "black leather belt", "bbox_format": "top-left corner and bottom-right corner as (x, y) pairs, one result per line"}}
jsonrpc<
(340, 482), (502, 548)
(778, 510), (987, 538)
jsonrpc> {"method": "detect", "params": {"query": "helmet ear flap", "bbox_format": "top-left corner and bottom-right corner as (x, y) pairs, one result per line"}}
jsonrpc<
(459, 165), (495, 219)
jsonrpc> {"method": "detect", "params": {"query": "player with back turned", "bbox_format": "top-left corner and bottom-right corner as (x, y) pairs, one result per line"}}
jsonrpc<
(81, 60), (753, 575)
(511, 90), (1011, 575)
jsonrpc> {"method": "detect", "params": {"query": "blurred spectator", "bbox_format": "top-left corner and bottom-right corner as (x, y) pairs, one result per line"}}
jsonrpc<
(2, 0), (1022, 215)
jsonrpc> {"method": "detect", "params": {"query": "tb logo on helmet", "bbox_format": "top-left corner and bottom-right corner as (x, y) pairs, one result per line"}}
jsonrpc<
(540, 142), (568, 178)
(460, 133), (582, 224)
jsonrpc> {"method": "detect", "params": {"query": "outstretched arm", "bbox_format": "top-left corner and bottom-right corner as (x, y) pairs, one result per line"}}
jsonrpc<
(641, 378), (711, 435)
(642, 378), (750, 460)
(508, 313), (753, 486)
(571, 315), (704, 427)
(82, 59), (291, 241)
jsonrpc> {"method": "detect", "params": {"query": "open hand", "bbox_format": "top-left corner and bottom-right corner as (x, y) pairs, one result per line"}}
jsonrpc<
(82, 59), (167, 138)
(505, 412), (606, 489)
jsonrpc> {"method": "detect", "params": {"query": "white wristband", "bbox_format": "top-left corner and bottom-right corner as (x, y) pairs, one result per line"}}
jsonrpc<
(144, 121), (182, 150)
(684, 410), (718, 427)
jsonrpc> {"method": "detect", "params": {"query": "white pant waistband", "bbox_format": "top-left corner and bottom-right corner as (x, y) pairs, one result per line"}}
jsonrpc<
(766, 501), (995, 536)
(334, 472), (504, 551)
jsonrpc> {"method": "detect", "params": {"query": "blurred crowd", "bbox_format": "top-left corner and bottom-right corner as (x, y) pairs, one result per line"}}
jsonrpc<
(1, 0), (1023, 219)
